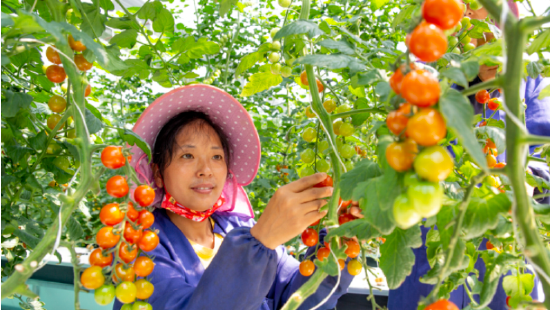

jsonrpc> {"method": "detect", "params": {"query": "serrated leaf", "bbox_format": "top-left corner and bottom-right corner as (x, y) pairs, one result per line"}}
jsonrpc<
(339, 158), (382, 200)
(461, 61), (480, 81)
(439, 88), (488, 171)
(109, 29), (138, 48)
(105, 17), (137, 30)
(503, 274), (535, 297)
(240, 72), (283, 97)
(371, 0), (389, 10)
(469, 19), (491, 39)
(317, 39), (355, 55)
(351, 98), (371, 127)
(295, 54), (366, 72)
(24, 175), (43, 192)
(526, 62), (543, 79)
(350, 69), (384, 88)
(462, 193), (511, 240)
(117, 128), (152, 162)
(80, 2), (106, 39)
(527, 29), (550, 55)
(13, 229), (41, 249)
(1, 12), (14, 27)
(380, 226), (422, 289)
(392, 5), (416, 29)
(361, 177), (398, 235)
(236, 52), (262, 77)
(539, 84), (550, 100)
(186, 38), (220, 59)
(273, 20), (324, 40)
(2, 90), (33, 118)
(137, 0), (163, 20)
(28, 131), (48, 151)
(67, 216), (83, 240)
(219, 0), (238, 17)
(479, 253), (519, 308)
(4, 145), (33, 163)
(85, 109), (103, 134)
(420, 239), (469, 284)
(153, 8), (174, 33)
(326, 218), (381, 241)
(441, 67), (468, 87)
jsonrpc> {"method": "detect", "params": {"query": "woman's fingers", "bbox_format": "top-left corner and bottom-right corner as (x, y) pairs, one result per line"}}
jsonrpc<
(349, 206), (364, 219)
(286, 172), (327, 193)
(300, 199), (329, 213)
(298, 186), (333, 203)
(304, 208), (328, 225)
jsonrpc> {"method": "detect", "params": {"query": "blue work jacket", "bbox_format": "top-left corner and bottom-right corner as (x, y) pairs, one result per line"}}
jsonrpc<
(388, 75), (550, 309)
(113, 208), (354, 310)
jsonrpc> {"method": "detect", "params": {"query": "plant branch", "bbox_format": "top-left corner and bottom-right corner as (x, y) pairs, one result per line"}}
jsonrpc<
(521, 15), (550, 32)
(331, 108), (386, 120)
(460, 76), (503, 96)
(521, 135), (550, 146)
(281, 269), (328, 310)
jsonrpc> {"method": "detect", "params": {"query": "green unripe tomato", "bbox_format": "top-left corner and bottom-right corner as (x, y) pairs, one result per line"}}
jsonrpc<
(121, 304), (133, 310)
(407, 181), (443, 218)
(271, 41), (281, 50)
(448, 36), (459, 46)
(46, 143), (61, 154)
(132, 302), (153, 310)
(339, 123), (355, 137)
(343, 160), (354, 171)
(281, 66), (292, 78)
(323, 99), (337, 113)
(301, 148), (315, 163)
(318, 140), (329, 153)
(94, 284), (115, 306)
(271, 63), (281, 75)
(469, 0), (481, 10)
(268, 52), (280, 63)
(393, 193), (422, 230)
(463, 43), (475, 52)
(316, 158), (331, 173)
(333, 120), (343, 135)
(339, 144), (355, 159)
(285, 56), (296, 66)
(53, 157), (70, 172)
(335, 104), (351, 114)
(67, 128), (76, 138)
(486, 175), (500, 188)
(414, 145), (454, 182)
(299, 166), (315, 178)
(278, 0), (291, 7)
(270, 27), (280, 39)
(460, 35), (471, 45)
(403, 171), (419, 188)
(454, 21), (462, 33)
(452, 47), (461, 54)
(461, 17), (471, 29)
(302, 128), (317, 142)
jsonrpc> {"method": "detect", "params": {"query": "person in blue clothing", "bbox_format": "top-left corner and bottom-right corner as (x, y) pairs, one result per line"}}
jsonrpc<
(115, 84), (354, 310)
(381, 2), (550, 309)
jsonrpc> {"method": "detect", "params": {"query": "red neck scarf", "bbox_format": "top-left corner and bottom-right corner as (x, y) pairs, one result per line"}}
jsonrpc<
(161, 189), (225, 222)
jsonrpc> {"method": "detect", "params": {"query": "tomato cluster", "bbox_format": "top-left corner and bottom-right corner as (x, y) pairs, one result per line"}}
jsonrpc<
(81, 146), (159, 308)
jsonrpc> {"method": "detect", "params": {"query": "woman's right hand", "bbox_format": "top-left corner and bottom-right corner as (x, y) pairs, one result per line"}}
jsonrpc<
(250, 173), (333, 250)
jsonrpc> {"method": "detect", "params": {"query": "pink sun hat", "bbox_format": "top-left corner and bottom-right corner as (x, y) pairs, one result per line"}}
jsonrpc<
(128, 84), (261, 220)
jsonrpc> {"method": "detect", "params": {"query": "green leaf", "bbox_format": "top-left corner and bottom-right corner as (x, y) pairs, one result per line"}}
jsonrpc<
(539, 84), (550, 100)
(24, 174), (43, 193)
(325, 218), (381, 241)
(339, 158), (382, 200)
(28, 131), (48, 151)
(420, 239), (469, 284)
(436, 204), (457, 247)
(317, 39), (355, 55)
(526, 29), (550, 55)
(350, 69), (384, 88)
(13, 284), (38, 299)
(439, 88), (488, 171)
(85, 109), (103, 134)
(137, 0), (163, 20)
(67, 216), (83, 240)
(240, 72), (283, 97)
(460, 61), (480, 81)
(526, 62), (543, 79)
(295, 54), (366, 72)
(479, 253), (519, 308)
(371, 0), (389, 10)
(219, 0), (238, 17)
(392, 5), (416, 29)
(236, 52), (262, 77)
(2, 90), (33, 118)
(441, 67), (468, 87)
(1, 12), (14, 27)
(186, 38), (220, 59)
(503, 274), (535, 297)
(380, 226), (422, 289)
(13, 229), (41, 249)
(469, 19), (491, 39)
(462, 193), (511, 240)
(153, 8), (174, 34)
(80, 2), (106, 39)
(117, 128), (152, 162)
(361, 176), (398, 234)
(99, 0), (114, 10)
(273, 20), (324, 40)
(109, 29), (138, 48)
(105, 17), (137, 30)
(4, 145), (33, 163)
(351, 98), (371, 127)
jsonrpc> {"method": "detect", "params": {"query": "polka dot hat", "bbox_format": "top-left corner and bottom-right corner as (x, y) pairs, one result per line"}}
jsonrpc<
(129, 84), (260, 218)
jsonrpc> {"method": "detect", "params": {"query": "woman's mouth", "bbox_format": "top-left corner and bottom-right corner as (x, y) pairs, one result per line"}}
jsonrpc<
(191, 184), (214, 194)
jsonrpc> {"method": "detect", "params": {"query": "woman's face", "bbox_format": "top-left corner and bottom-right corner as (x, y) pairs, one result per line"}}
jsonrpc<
(464, 4), (498, 81)
(154, 120), (228, 212)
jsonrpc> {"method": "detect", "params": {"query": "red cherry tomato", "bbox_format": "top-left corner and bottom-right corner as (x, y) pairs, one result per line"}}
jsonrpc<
(425, 299), (459, 310)
(317, 247), (330, 261)
(506, 296), (511, 307)
(422, 0), (463, 30)
(400, 69), (440, 108)
(106, 175), (129, 198)
(300, 71), (308, 85)
(386, 103), (411, 136)
(385, 139), (418, 172)
(101, 146), (126, 169)
(338, 213), (355, 225)
(313, 175), (333, 188)
(406, 108), (447, 147)
(310, 219), (320, 226)
(134, 256), (154, 277)
(99, 203), (124, 226)
(119, 242), (138, 263)
(138, 210), (155, 229)
(113, 263), (135, 283)
(486, 241), (495, 250)
(46, 46), (62, 64)
(301, 228), (319, 247)
(475, 90), (490, 104)
(344, 239), (360, 258)
(126, 202), (139, 222)
(123, 222), (143, 244)
(89, 248), (113, 267)
(138, 231), (159, 252)
(85, 84), (92, 97)
(96, 226), (120, 249)
(299, 260), (315, 276)
(409, 22), (447, 62)
(339, 198), (352, 208)
(74, 54), (93, 71)
(46, 65), (66, 83)
(134, 185), (155, 207)
(488, 98), (500, 110)
(68, 34), (87, 52)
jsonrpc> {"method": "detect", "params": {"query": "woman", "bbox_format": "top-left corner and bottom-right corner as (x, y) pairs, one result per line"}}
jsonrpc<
(114, 85), (355, 309)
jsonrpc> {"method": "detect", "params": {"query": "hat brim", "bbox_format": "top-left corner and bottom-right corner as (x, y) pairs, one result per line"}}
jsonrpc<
(129, 84), (261, 186)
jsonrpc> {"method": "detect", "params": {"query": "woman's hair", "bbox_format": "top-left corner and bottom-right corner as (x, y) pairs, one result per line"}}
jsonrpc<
(152, 110), (231, 179)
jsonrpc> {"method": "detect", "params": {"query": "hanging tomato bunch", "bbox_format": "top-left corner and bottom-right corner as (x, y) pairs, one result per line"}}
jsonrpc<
(386, 0), (462, 230)
(80, 146), (159, 309)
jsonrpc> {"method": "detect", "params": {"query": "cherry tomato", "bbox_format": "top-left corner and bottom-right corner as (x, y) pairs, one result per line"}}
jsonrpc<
(106, 175), (129, 198)
(313, 175), (333, 188)
(301, 228), (318, 247)
(80, 266), (104, 290)
(338, 259), (345, 270)
(134, 256), (154, 277)
(127, 202), (139, 222)
(488, 98), (500, 110)
(338, 213), (355, 225)
(300, 70), (308, 85)
(316, 79), (324, 93)
(100, 203), (124, 226)
(113, 263), (135, 282)
(48, 95), (66, 113)
(494, 162), (506, 169)
(339, 198), (352, 208)
(344, 240), (360, 258)
(135, 185), (155, 207)
(96, 226), (120, 249)
(425, 299), (459, 310)
(138, 210), (155, 229)
(139, 231), (159, 252)
(506, 296), (511, 307)
(302, 128), (317, 142)
(413, 145), (454, 182)
(389, 64), (416, 95)
(385, 139), (418, 172)
(485, 138), (496, 149)
(85, 84), (91, 97)
(124, 222), (143, 244)
(386, 103), (411, 136)
(406, 108), (447, 147)
(119, 242), (138, 264)
(401, 69), (440, 107)
(422, 0), (463, 30)
(409, 22), (447, 62)
(115, 281), (137, 304)
(486, 241), (495, 249)
(299, 259), (315, 276)
(74, 54), (93, 71)
(68, 34), (87, 52)
(47, 114), (64, 130)
(46, 46), (62, 64)
(94, 284), (115, 306)
(305, 107), (316, 118)
(301, 148), (315, 163)
(101, 146), (126, 169)
(46, 65), (66, 83)
(407, 181), (443, 218)
(317, 247), (330, 261)
(486, 153), (497, 168)
(393, 193), (422, 230)
(333, 120), (342, 135)
(135, 279), (154, 299)
(323, 99), (336, 113)
(132, 301), (153, 310)
(479, 121), (487, 127)
(89, 248), (113, 267)
(121, 304), (133, 310)
(475, 90), (490, 104)
(483, 143), (497, 156)
(310, 219), (320, 226)
(347, 259), (362, 276)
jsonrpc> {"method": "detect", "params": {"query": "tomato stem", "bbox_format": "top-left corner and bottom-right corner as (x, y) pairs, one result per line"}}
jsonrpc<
(460, 76), (502, 96)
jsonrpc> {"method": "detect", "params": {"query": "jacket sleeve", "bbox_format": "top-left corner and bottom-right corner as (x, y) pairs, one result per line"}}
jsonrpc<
(269, 229), (355, 310)
(114, 227), (280, 310)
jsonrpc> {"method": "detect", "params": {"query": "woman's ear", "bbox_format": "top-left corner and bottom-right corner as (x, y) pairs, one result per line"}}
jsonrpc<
(152, 163), (164, 188)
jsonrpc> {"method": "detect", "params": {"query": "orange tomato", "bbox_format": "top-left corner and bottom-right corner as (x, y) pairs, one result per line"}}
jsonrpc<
(400, 69), (440, 107)
(422, 0), (463, 30)
(386, 103), (411, 136)
(425, 299), (459, 310)
(409, 22), (447, 62)
(68, 34), (87, 52)
(405, 108), (447, 147)
(46, 46), (62, 64)
(385, 139), (418, 172)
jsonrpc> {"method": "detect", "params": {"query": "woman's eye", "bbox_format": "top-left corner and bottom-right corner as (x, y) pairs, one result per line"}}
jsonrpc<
(182, 154), (193, 159)
(213, 155), (223, 160)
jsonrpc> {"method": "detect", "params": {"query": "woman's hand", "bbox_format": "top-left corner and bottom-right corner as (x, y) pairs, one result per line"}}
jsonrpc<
(250, 173), (333, 250)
